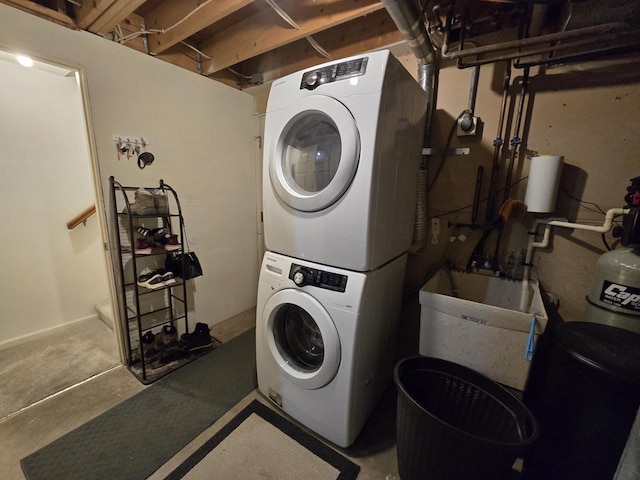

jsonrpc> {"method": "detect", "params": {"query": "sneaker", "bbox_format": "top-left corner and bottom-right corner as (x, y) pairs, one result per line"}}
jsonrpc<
(137, 269), (165, 289)
(129, 188), (155, 215)
(152, 190), (169, 215)
(134, 237), (154, 255)
(136, 226), (166, 238)
(160, 270), (176, 286)
(161, 234), (181, 252)
(180, 322), (212, 351)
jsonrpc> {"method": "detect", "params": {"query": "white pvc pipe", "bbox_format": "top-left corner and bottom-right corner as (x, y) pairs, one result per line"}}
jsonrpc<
(519, 208), (629, 311)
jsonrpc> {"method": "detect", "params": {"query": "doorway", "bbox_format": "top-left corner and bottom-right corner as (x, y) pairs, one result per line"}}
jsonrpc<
(0, 49), (120, 419)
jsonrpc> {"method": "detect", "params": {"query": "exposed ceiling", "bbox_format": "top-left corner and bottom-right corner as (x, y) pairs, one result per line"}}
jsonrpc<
(2, 0), (640, 89)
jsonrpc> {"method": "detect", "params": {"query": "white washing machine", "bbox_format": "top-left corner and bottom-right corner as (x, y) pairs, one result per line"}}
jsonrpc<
(263, 49), (427, 272)
(256, 251), (406, 447)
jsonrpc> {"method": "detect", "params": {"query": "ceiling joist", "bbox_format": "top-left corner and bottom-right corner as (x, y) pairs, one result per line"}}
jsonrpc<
(145, 0), (255, 56)
(87, 0), (147, 35)
(238, 8), (403, 83)
(200, 0), (384, 75)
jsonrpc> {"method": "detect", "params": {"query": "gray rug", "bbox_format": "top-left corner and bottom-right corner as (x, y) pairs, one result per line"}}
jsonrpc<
(165, 400), (360, 480)
(21, 328), (256, 480)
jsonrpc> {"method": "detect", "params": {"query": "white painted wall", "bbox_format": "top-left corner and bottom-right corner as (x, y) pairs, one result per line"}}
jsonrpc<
(0, 58), (110, 341)
(0, 4), (260, 333)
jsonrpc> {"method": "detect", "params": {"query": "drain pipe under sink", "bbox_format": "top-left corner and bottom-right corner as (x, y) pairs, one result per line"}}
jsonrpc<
(382, 0), (437, 253)
(520, 207), (630, 311)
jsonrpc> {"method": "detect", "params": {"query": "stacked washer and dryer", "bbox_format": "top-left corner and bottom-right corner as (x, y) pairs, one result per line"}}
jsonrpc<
(256, 50), (428, 447)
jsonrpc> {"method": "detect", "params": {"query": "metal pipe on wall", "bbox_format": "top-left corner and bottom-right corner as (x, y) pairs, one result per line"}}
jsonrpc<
(382, 0), (437, 254)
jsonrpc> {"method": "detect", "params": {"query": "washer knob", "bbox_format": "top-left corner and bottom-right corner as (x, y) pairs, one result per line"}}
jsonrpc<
(293, 270), (306, 286)
(306, 72), (319, 86)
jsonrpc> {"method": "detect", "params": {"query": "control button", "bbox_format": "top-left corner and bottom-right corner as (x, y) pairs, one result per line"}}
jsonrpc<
(306, 72), (318, 86)
(293, 270), (306, 286)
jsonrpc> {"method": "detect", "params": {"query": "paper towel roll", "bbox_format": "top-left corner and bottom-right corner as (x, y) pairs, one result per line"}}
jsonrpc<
(525, 155), (564, 213)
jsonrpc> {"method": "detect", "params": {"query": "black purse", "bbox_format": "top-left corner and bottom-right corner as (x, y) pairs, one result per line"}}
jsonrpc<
(166, 251), (203, 280)
(165, 219), (202, 279)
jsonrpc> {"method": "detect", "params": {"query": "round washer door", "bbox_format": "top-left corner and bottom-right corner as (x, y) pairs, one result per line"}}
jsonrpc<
(269, 95), (360, 212)
(263, 289), (341, 390)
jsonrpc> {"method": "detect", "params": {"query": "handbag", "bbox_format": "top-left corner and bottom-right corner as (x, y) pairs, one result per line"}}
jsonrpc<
(165, 219), (202, 280)
(165, 251), (202, 280)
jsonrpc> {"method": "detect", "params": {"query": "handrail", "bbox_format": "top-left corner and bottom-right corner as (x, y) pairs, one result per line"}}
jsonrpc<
(67, 204), (96, 229)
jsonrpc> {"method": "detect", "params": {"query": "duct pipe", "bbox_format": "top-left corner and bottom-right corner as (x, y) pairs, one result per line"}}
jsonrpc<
(383, 0), (437, 253)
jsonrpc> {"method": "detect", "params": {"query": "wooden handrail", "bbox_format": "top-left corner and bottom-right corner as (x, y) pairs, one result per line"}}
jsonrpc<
(67, 204), (96, 229)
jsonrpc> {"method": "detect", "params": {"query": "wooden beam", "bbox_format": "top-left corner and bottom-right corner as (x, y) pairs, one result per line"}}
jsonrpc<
(88, 0), (148, 35)
(145, 0), (256, 56)
(1, 0), (76, 28)
(109, 12), (146, 53)
(238, 9), (404, 83)
(201, 0), (384, 75)
(73, 0), (117, 29)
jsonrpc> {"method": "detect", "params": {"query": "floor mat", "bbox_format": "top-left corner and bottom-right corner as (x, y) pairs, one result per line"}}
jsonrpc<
(20, 328), (256, 480)
(164, 400), (360, 480)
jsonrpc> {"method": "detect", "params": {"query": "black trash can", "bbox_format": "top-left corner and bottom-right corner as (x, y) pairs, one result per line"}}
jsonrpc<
(394, 356), (539, 480)
(523, 322), (640, 480)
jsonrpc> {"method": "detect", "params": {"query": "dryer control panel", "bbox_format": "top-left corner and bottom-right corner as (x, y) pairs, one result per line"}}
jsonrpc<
(300, 57), (368, 90)
(289, 264), (348, 292)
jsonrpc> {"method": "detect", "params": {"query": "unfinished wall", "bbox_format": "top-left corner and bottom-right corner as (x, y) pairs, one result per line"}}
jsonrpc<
(0, 4), (260, 330)
(397, 52), (640, 321)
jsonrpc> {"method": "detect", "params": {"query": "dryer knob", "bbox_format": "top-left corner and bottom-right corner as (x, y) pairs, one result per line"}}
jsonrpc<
(306, 72), (319, 85)
(293, 271), (306, 286)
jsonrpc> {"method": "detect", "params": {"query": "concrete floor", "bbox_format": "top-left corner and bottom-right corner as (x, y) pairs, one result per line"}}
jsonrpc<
(0, 308), (401, 479)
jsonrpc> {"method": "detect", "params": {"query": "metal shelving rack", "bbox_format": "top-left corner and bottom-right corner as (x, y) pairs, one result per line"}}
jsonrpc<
(109, 176), (194, 383)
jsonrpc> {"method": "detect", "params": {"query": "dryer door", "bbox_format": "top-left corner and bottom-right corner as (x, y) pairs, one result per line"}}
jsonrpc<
(269, 95), (360, 212)
(263, 289), (341, 390)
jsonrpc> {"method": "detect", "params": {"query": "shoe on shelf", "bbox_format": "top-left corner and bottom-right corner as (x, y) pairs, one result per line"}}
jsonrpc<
(180, 322), (212, 351)
(137, 269), (165, 289)
(161, 234), (181, 252)
(137, 268), (177, 289)
(136, 226), (167, 238)
(160, 270), (176, 286)
(156, 324), (179, 349)
(129, 188), (155, 216)
(140, 331), (158, 361)
(152, 189), (169, 215)
(134, 237), (154, 255)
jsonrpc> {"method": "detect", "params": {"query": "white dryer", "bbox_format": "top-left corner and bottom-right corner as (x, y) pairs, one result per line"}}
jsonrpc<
(263, 49), (427, 272)
(256, 251), (406, 447)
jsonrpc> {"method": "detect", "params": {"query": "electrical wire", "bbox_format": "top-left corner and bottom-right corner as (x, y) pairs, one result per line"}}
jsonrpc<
(426, 115), (461, 194)
(427, 177), (529, 219)
(180, 41), (212, 60)
(228, 67), (252, 80)
(558, 187), (607, 215)
(110, 0), (215, 46)
(306, 36), (331, 58)
(163, 0), (214, 34)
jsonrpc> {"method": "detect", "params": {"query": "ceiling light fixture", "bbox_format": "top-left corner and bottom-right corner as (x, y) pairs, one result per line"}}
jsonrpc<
(16, 55), (34, 67)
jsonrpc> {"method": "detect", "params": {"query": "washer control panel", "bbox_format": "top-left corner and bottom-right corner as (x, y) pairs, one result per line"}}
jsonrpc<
(300, 56), (368, 90)
(289, 264), (348, 292)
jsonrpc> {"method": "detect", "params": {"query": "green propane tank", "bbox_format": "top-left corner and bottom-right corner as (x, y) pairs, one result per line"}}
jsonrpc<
(585, 247), (640, 334)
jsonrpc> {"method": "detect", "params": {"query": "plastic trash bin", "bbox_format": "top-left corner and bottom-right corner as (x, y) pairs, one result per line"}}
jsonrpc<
(394, 356), (539, 480)
(523, 322), (640, 480)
